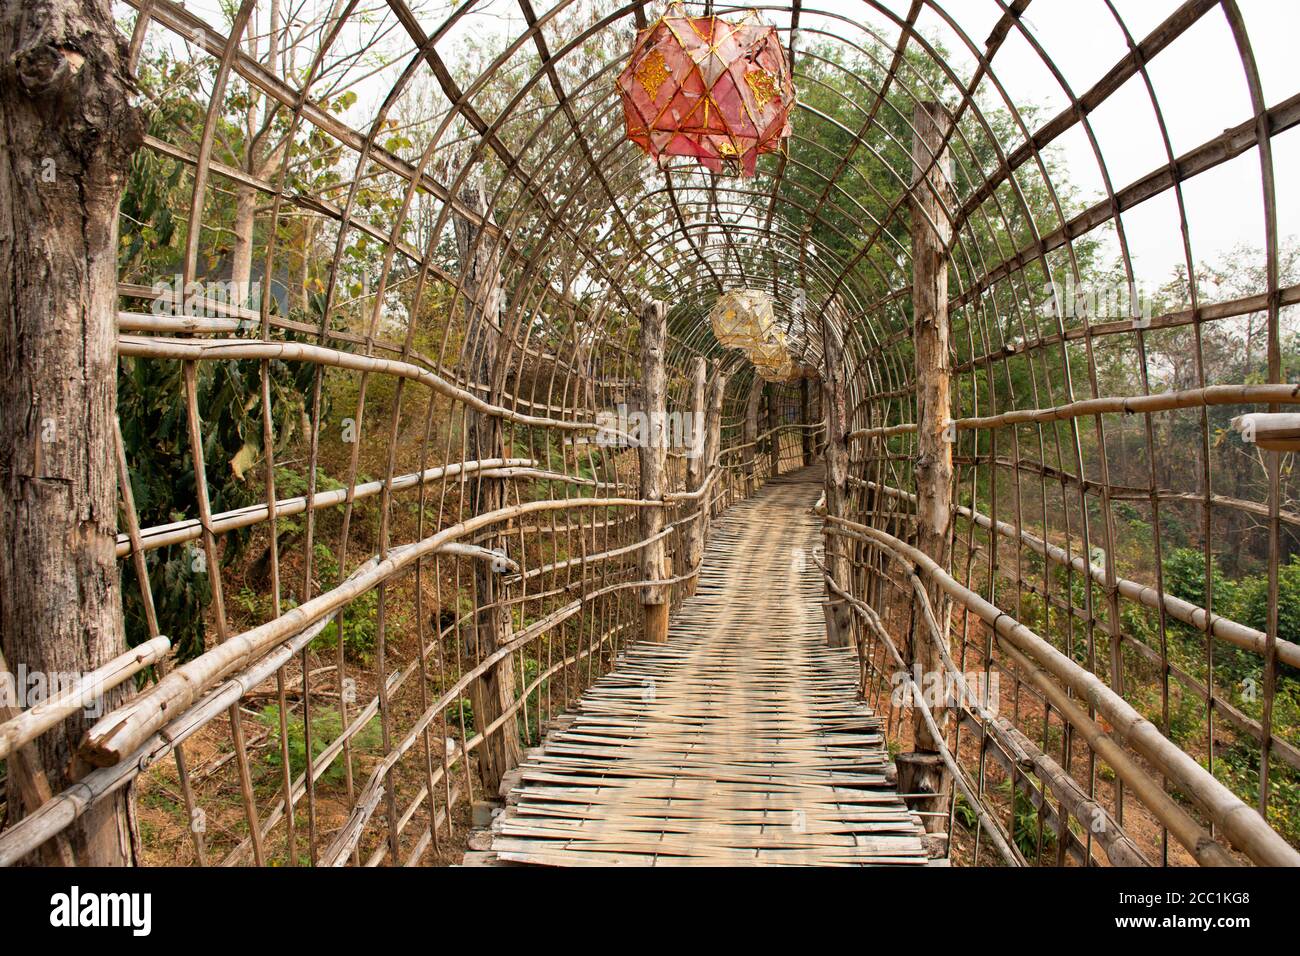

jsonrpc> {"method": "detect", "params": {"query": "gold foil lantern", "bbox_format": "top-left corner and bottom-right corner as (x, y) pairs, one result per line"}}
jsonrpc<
(748, 337), (797, 382)
(709, 289), (776, 349)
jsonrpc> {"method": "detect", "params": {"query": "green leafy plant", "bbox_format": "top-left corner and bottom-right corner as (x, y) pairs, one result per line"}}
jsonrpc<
(257, 705), (381, 787)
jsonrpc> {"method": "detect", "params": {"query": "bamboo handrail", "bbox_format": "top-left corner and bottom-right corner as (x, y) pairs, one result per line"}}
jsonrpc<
(848, 383), (1300, 441)
(864, 479), (1300, 669)
(826, 514), (1300, 868)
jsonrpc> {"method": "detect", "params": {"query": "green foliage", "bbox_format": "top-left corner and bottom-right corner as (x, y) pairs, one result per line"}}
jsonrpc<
(257, 705), (381, 787)
(118, 352), (317, 660)
(306, 544), (378, 665)
(998, 779), (1055, 860)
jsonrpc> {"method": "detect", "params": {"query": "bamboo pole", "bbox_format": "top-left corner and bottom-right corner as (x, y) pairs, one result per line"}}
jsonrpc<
(848, 382), (1300, 442)
(114, 457), (534, 557)
(765, 384), (780, 479)
(77, 495), (668, 768)
(865, 479), (1300, 669)
(828, 514), (1300, 867)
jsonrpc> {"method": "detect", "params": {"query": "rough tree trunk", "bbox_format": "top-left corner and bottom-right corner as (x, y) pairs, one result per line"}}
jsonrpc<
(638, 300), (669, 643)
(800, 377), (814, 466)
(0, 0), (143, 864)
(231, 183), (257, 307)
(681, 356), (707, 595)
(766, 384), (780, 478)
(820, 318), (853, 649)
(898, 100), (955, 840)
(742, 378), (761, 495)
(453, 177), (519, 793)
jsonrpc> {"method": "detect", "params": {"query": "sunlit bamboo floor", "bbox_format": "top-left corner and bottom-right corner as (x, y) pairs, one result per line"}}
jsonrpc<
(465, 466), (928, 866)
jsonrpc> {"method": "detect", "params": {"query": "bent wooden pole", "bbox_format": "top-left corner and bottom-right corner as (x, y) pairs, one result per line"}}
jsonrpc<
(639, 300), (671, 643)
(832, 515), (1300, 868)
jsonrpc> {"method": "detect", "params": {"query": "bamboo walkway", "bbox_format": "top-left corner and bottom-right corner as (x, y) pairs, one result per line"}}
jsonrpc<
(465, 466), (929, 866)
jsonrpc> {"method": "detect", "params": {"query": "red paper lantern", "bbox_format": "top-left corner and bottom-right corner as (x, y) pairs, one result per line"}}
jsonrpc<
(618, 6), (794, 176)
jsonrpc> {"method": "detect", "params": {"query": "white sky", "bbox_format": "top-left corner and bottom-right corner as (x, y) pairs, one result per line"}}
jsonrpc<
(131, 0), (1300, 289)
(432, 0), (1300, 286)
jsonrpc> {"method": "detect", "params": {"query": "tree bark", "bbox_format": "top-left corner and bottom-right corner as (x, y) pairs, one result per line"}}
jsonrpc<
(453, 176), (519, 793)
(800, 377), (814, 466)
(231, 183), (257, 307)
(742, 378), (761, 495)
(638, 300), (669, 642)
(681, 356), (707, 595)
(902, 100), (955, 836)
(820, 319), (853, 648)
(766, 384), (780, 479)
(0, 0), (143, 864)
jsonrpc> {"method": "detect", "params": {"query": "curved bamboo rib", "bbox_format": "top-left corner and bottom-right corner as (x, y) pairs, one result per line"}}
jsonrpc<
(472, 469), (930, 867)
(8, 0), (1297, 869)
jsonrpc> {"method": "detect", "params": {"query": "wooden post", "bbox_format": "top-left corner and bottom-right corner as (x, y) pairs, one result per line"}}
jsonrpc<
(766, 385), (781, 479)
(704, 364), (727, 524)
(0, 0), (143, 865)
(800, 377), (814, 466)
(898, 100), (955, 841)
(454, 177), (520, 793)
(682, 357), (708, 595)
(639, 301), (670, 643)
(742, 378), (761, 495)
(820, 319), (854, 649)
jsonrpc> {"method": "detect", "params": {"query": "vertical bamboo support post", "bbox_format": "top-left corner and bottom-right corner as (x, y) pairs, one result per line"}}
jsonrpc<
(766, 384), (781, 478)
(743, 378), (761, 495)
(639, 300), (671, 643)
(800, 377), (814, 465)
(456, 178), (520, 794)
(705, 364), (726, 517)
(821, 318), (854, 648)
(898, 99), (955, 841)
(682, 356), (708, 595)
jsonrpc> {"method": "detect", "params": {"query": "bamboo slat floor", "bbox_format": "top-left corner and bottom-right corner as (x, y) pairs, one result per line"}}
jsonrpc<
(465, 466), (929, 866)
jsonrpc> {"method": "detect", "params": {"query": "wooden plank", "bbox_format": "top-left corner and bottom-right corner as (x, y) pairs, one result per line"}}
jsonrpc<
(467, 467), (927, 867)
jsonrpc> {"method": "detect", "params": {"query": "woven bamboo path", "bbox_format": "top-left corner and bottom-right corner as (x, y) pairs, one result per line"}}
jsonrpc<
(467, 466), (929, 866)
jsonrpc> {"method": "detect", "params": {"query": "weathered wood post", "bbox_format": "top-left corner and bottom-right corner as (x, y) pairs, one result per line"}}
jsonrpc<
(454, 177), (520, 793)
(639, 300), (671, 643)
(682, 356), (708, 595)
(742, 377), (761, 495)
(766, 384), (781, 479)
(704, 363), (726, 521)
(897, 100), (955, 842)
(820, 316), (854, 649)
(800, 377), (815, 466)
(0, 0), (143, 865)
